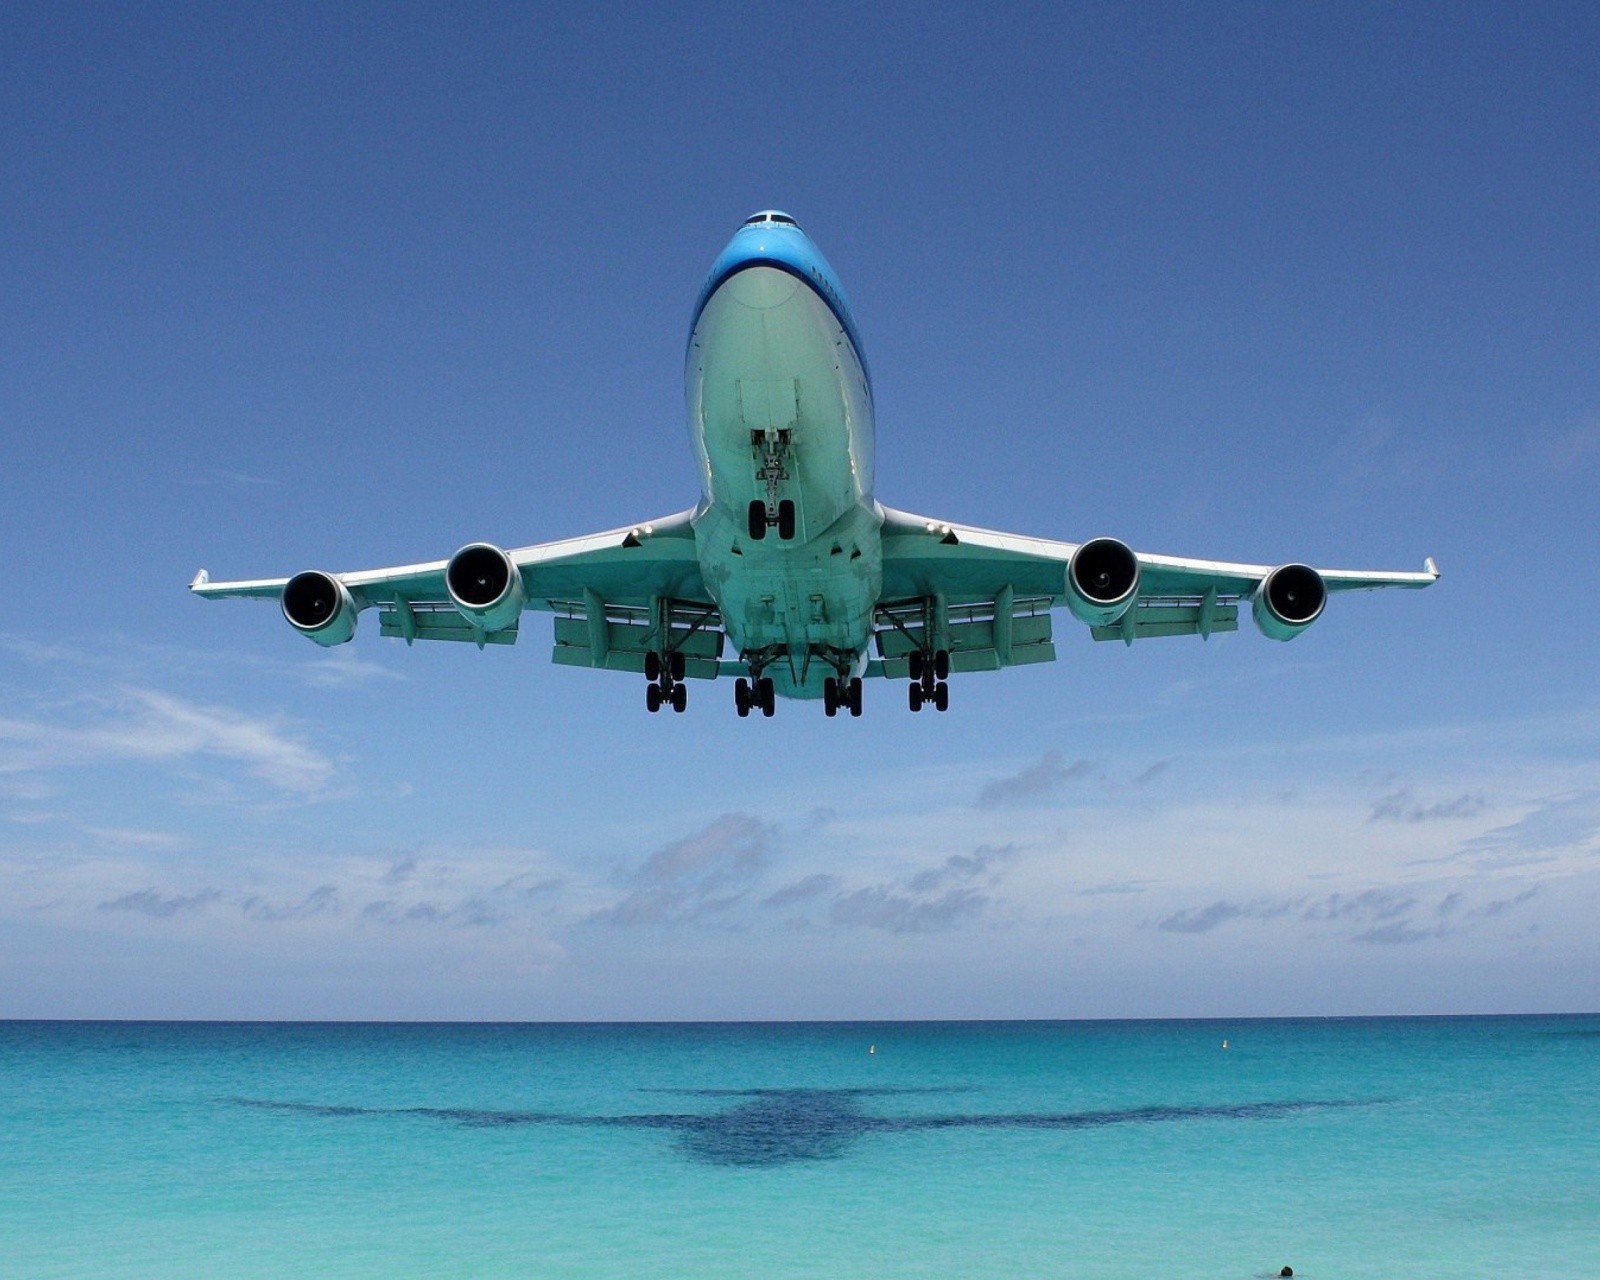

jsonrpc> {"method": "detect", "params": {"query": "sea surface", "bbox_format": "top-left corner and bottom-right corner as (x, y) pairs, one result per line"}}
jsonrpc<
(3, 1017), (1598, 1277)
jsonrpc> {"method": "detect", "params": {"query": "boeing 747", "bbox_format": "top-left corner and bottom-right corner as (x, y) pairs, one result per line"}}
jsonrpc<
(193, 211), (1437, 717)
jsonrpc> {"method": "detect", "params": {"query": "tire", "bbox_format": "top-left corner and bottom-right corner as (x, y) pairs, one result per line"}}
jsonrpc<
(669, 651), (686, 681)
(909, 683), (923, 711)
(908, 651), (923, 681)
(646, 683), (662, 713)
(759, 677), (776, 717)
(748, 500), (766, 541)
(934, 649), (950, 681)
(824, 678), (838, 717)
(934, 681), (949, 712)
(644, 651), (661, 682)
(848, 677), (863, 717)
(777, 499), (796, 541)
(671, 683), (687, 713)
(735, 677), (750, 717)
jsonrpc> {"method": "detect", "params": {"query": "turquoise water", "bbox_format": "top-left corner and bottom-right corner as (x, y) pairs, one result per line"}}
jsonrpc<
(3, 1018), (1597, 1277)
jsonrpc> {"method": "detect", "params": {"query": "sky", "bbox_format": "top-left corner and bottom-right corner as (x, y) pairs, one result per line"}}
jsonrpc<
(1, 1), (1597, 1020)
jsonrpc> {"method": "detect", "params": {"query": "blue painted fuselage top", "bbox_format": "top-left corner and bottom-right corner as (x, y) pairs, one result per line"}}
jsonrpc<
(688, 214), (871, 383)
(684, 212), (882, 696)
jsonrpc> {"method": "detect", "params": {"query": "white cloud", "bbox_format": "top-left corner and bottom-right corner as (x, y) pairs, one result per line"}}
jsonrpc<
(0, 687), (335, 795)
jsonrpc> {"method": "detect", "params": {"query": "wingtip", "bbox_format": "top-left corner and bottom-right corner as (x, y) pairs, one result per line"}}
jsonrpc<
(1424, 556), (1439, 579)
(190, 569), (210, 590)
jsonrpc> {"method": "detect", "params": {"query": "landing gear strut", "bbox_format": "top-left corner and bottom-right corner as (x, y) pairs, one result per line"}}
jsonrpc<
(645, 650), (688, 714)
(747, 430), (797, 541)
(907, 649), (950, 713)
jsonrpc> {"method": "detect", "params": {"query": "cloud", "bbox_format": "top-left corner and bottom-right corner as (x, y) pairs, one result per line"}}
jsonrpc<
(592, 814), (774, 926)
(99, 887), (221, 918)
(829, 886), (987, 934)
(908, 844), (1014, 893)
(1459, 793), (1600, 864)
(761, 874), (841, 909)
(0, 687), (334, 795)
(382, 857), (418, 886)
(1371, 789), (1488, 823)
(975, 752), (1092, 809)
(184, 467), (280, 487)
(1352, 921), (1445, 945)
(1469, 887), (1539, 919)
(298, 654), (403, 689)
(1301, 889), (1416, 923)
(1157, 884), (1540, 946)
(1131, 761), (1171, 787)
(242, 884), (340, 921)
(1158, 901), (1249, 933)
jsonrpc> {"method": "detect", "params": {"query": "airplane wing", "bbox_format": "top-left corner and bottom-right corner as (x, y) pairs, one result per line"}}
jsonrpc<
(191, 508), (725, 677)
(873, 504), (1437, 675)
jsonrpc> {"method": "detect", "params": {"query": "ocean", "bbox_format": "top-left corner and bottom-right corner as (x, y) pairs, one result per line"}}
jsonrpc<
(3, 1017), (1597, 1277)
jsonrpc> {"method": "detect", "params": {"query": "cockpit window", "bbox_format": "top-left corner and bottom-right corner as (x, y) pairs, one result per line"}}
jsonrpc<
(742, 211), (799, 228)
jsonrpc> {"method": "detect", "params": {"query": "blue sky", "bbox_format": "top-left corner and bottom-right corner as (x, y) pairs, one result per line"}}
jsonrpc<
(2, 2), (1597, 1019)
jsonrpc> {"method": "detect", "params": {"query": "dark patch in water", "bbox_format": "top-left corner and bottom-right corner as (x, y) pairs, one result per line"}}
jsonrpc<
(225, 1089), (1381, 1169)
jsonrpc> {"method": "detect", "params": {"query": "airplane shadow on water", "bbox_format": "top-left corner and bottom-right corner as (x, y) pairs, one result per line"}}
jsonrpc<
(226, 1087), (1383, 1169)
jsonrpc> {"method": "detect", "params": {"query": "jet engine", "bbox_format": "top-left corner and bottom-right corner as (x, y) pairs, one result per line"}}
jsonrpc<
(1252, 563), (1326, 641)
(1065, 537), (1140, 626)
(281, 571), (357, 646)
(446, 542), (525, 633)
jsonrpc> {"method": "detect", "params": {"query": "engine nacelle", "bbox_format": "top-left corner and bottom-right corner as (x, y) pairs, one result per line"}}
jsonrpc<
(1252, 563), (1326, 641)
(446, 542), (525, 633)
(281, 571), (357, 646)
(1065, 537), (1140, 627)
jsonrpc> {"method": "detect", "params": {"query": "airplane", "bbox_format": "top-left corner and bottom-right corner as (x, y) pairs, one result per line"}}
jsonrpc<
(192, 210), (1438, 718)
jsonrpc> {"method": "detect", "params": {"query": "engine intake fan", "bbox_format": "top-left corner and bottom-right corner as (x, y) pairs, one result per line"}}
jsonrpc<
(282, 571), (357, 646)
(1253, 563), (1326, 641)
(446, 543), (525, 633)
(1065, 537), (1140, 627)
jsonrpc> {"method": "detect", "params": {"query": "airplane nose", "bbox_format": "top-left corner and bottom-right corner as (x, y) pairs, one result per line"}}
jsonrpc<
(726, 266), (800, 310)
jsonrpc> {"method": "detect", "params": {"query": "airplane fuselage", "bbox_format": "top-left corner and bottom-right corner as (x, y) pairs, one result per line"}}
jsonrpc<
(685, 215), (881, 698)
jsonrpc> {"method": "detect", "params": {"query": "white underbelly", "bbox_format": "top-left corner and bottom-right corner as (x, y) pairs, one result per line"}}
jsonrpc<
(685, 266), (880, 693)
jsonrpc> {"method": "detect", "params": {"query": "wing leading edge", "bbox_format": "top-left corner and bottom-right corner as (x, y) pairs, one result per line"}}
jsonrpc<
(191, 508), (715, 660)
(877, 503), (1437, 655)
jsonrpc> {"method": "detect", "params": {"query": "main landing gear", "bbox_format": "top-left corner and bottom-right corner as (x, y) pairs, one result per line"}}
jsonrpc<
(823, 676), (863, 718)
(908, 649), (950, 713)
(644, 650), (687, 713)
(734, 676), (776, 718)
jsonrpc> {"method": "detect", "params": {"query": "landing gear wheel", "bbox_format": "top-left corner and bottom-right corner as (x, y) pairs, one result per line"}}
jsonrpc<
(747, 500), (767, 541)
(848, 677), (863, 717)
(758, 677), (776, 717)
(934, 681), (949, 712)
(908, 651), (924, 681)
(671, 683), (687, 713)
(909, 682), (924, 712)
(669, 651), (686, 681)
(777, 499), (796, 541)
(735, 678), (751, 718)
(646, 683), (663, 713)
(934, 649), (950, 681)
(823, 677), (838, 717)
(644, 651), (662, 682)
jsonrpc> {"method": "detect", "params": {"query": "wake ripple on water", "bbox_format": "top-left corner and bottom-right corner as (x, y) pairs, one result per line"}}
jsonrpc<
(223, 1088), (1384, 1169)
